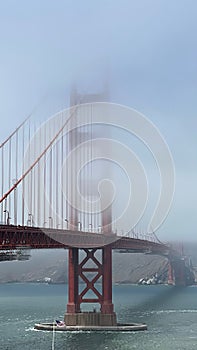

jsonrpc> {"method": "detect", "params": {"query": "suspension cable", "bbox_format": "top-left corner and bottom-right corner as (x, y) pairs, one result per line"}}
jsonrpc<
(0, 106), (78, 204)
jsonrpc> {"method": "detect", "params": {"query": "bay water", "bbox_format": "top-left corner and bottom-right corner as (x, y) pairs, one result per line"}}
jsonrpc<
(0, 283), (197, 350)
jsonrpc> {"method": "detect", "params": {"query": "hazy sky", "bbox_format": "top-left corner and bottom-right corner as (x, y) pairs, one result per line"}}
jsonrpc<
(0, 0), (197, 241)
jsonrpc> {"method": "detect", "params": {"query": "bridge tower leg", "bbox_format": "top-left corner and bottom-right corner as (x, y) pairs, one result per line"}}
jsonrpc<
(65, 246), (117, 327)
(173, 259), (187, 286)
(101, 246), (114, 314)
(67, 248), (80, 313)
(168, 259), (187, 287)
(168, 262), (174, 285)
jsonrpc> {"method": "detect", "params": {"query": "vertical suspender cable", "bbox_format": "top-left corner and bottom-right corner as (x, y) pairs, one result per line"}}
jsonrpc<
(88, 104), (90, 231)
(66, 111), (69, 228)
(56, 122), (59, 228)
(49, 124), (53, 228)
(78, 105), (80, 230)
(28, 120), (33, 224)
(74, 108), (77, 229)
(1, 147), (4, 222)
(69, 109), (73, 229)
(22, 124), (25, 225)
(8, 138), (11, 222)
(14, 130), (18, 225)
(43, 122), (46, 227)
(61, 112), (64, 229)
(84, 103), (86, 231)
(86, 104), (89, 231)
(37, 125), (41, 227)
(67, 110), (70, 229)
(90, 103), (95, 231)
(33, 123), (37, 226)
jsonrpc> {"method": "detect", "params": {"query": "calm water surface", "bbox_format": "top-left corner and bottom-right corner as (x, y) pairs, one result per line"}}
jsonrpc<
(0, 283), (197, 350)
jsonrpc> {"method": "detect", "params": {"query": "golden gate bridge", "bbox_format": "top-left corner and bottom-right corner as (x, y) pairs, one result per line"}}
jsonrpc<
(0, 88), (194, 329)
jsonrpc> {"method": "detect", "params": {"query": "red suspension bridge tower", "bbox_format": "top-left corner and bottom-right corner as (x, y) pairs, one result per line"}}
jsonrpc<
(65, 87), (117, 327)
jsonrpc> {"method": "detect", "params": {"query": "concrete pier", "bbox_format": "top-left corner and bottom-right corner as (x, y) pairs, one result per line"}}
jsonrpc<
(64, 311), (117, 327)
(34, 322), (147, 332)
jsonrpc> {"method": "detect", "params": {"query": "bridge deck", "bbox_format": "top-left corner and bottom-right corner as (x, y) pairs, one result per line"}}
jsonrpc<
(0, 224), (171, 256)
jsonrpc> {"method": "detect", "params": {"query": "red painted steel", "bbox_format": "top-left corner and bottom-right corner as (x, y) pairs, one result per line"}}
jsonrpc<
(171, 259), (187, 286)
(101, 246), (114, 314)
(66, 247), (114, 313)
(0, 225), (171, 253)
(168, 262), (174, 285)
(67, 248), (80, 313)
(78, 248), (103, 305)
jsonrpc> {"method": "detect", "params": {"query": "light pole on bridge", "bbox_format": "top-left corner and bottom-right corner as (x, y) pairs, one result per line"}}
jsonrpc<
(77, 221), (82, 231)
(64, 219), (68, 229)
(27, 213), (34, 227)
(12, 179), (18, 226)
(3, 210), (11, 225)
(49, 216), (53, 228)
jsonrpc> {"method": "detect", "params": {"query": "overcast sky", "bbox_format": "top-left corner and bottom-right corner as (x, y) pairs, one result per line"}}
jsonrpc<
(0, 0), (197, 241)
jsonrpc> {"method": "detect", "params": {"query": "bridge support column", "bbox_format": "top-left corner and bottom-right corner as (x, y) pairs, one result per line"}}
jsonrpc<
(168, 262), (174, 285)
(101, 246), (114, 314)
(67, 248), (80, 313)
(65, 246), (117, 326)
(173, 259), (187, 286)
(168, 259), (187, 286)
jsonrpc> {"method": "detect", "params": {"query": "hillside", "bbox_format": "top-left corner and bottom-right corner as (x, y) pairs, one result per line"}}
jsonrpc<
(0, 249), (168, 284)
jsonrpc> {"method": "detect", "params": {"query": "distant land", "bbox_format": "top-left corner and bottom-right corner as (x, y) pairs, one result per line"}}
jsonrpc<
(0, 249), (167, 284)
(0, 242), (196, 284)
